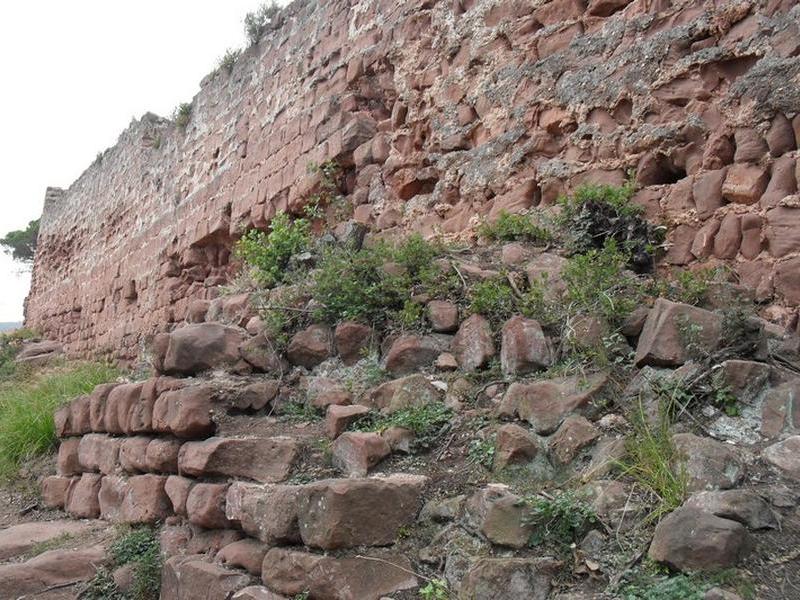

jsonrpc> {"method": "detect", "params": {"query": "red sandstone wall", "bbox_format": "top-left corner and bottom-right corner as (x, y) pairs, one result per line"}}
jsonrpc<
(26, 0), (800, 361)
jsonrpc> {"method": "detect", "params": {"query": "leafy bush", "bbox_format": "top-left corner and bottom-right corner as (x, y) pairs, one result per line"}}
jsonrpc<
(524, 490), (598, 546)
(173, 102), (192, 131)
(312, 234), (446, 327)
(561, 238), (641, 326)
(559, 182), (663, 272)
(0, 362), (118, 478)
(235, 213), (311, 288)
(84, 526), (161, 600)
(478, 211), (552, 244)
(244, 1), (280, 46)
(468, 278), (517, 324)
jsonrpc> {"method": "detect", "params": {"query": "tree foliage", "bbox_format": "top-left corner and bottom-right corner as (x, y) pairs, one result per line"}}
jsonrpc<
(1, 219), (39, 263)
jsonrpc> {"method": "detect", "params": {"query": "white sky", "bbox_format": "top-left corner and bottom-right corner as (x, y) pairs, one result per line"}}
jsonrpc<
(0, 0), (289, 322)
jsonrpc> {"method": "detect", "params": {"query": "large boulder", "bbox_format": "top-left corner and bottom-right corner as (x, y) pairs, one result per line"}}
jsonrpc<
(261, 549), (417, 600)
(178, 437), (298, 483)
(465, 484), (532, 549)
(286, 324), (333, 369)
(635, 298), (722, 367)
(459, 557), (560, 600)
(500, 316), (553, 375)
(152, 384), (217, 438)
(673, 433), (745, 492)
(648, 507), (751, 571)
(499, 372), (609, 434)
(160, 555), (252, 600)
(226, 482), (302, 544)
(452, 314), (495, 371)
(162, 323), (248, 375)
(297, 474), (427, 549)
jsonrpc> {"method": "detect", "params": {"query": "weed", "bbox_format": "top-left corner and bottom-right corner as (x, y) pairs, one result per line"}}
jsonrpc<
(0, 362), (119, 478)
(173, 102), (192, 131)
(558, 181), (663, 272)
(649, 268), (715, 306)
(419, 578), (450, 600)
(393, 300), (425, 331)
(307, 160), (344, 214)
(244, 1), (280, 45)
(355, 402), (452, 451)
(524, 490), (598, 546)
(478, 210), (552, 244)
(292, 593), (310, 600)
(217, 48), (241, 75)
(467, 435), (496, 470)
(280, 401), (323, 423)
(26, 532), (74, 557)
(83, 526), (161, 600)
(618, 396), (687, 521)
(235, 213), (311, 288)
(0, 327), (38, 380)
(620, 563), (753, 600)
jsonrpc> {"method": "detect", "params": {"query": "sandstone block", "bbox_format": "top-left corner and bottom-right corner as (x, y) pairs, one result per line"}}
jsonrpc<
(179, 436), (298, 483)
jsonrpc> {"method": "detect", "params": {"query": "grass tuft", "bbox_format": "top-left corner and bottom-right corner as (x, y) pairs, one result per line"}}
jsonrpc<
(0, 362), (118, 478)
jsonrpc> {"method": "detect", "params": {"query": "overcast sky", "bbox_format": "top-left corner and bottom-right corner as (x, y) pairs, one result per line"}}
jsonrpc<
(0, 0), (288, 323)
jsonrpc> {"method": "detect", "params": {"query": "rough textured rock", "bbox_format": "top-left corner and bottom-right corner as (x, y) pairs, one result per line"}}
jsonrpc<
(0, 520), (98, 561)
(366, 374), (441, 413)
(684, 490), (778, 530)
(494, 423), (539, 470)
(452, 314), (495, 371)
(549, 415), (600, 465)
(0, 545), (107, 599)
(465, 485), (532, 549)
(459, 557), (560, 600)
(334, 321), (372, 365)
(500, 316), (552, 375)
(648, 507), (751, 571)
(499, 372), (609, 434)
(763, 436), (800, 481)
(217, 539), (268, 576)
(427, 300), (459, 332)
(162, 323), (248, 375)
(635, 299), (722, 367)
(226, 482), (301, 544)
(384, 335), (444, 375)
(178, 436), (298, 483)
(186, 483), (232, 529)
(674, 433), (745, 492)
(161, 555), (252, 600)
(286, 324), (332, 369)
(325, 404), (370, 439)
(331, 431), (391, 477)
(152, 384), (216, 438)
(297, 475), (427, 549)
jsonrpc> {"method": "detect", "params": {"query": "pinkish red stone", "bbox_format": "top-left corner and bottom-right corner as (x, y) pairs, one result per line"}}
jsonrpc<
(325, 404), (370, 439)
(334, 321), (372, 365)
(331, 432), (391, 476)
(452, 314), (495, 372)
(286, 324), (332, 369)
(722, 164), (769, 205)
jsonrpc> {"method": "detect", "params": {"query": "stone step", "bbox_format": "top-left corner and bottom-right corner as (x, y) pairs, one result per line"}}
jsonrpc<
(0, 519), (101, 562)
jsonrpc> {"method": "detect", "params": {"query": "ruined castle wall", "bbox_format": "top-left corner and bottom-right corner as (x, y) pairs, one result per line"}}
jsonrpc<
(27, 0), (800, 361)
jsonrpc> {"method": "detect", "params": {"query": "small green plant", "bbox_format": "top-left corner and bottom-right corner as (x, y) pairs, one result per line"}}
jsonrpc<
(280, 401), (323, 423)
(524, 490), (598, 546)
(710, 370), (739, 417)
(173, 102), (192, 131)
(419, 578), (450, 600)
(84, 526), (161, 600)
(478, 210), (552, 244)
(468, 278), (517, 324)
(26, 532), (74, 557)
(292, 593), (310, 600)
(618, 394), (688, 521)
(244, 1), (280, 45)
(393, 299), (425, 331)
(307, 160), (345, 216)
(467, 435), (496, 470)
(355, 402), (452, 451)
(620, 563), (753, 600)
(235, 213), (311, 288)
(0, 362), (119, 479)
(217, 48), (241, 75)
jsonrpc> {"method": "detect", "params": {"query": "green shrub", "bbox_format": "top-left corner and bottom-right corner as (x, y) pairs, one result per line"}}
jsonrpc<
(478, 211), (552, 244)
(235, 213), (311, 288)
(173, 102), (192, 131)
(0, 362), (118, 478)
(558, 182), (663, 271)
(244, 1), (280, 45)
(561, 238), (641, 326)
(1, 219), (39, 263)
(620, 565), (753, 600)
(0, 328), (39, 380)
(468, 279), (517, 324)
(419, 579), (450, 600)
(312, 235), (446, 327)
(467, 435), (496, 470)
(524, 490), (598, 546)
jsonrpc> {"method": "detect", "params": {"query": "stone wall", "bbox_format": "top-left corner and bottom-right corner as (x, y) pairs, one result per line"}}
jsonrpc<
(26, 0), (800, 361)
